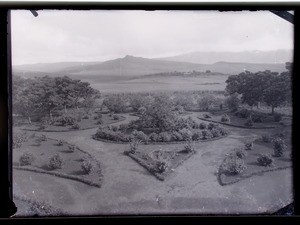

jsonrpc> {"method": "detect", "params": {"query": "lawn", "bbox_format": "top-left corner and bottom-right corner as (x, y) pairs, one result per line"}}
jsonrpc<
(13, 133), (103, 187)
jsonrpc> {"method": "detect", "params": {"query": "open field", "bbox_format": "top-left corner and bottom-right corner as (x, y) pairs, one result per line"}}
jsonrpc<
(73, 74), (229, 93)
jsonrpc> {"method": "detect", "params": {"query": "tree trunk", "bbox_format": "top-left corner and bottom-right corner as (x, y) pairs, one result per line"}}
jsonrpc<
(272, 106), (274, 115)
(64, 105), (67, 114)
(49, 110), (53, 121)
(28, 116), (32, 125)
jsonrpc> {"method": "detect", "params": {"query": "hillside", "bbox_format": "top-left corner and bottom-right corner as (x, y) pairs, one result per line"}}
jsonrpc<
(158, 50), (293, 65)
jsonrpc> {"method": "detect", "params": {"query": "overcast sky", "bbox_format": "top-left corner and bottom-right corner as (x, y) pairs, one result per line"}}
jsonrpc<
(11, 10), (294, 65)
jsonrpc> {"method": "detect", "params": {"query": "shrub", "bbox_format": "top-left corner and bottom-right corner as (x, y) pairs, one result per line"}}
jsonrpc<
(273, 113), (282, 122)
(221, 114), (230, 123)
(273, 138), (287, 157)
(245, 141), (253, 150)
(252, 112), (265, 123)
(262, 134), (272, 143)
(71, 123), (80, 130)
(203, 114), (211, 119)
(211, 128), (221, 138)
(96, 119), (103, 125)
(257, 153), (274, 167)
(183, 140), (195, 153)
(82, 115), (89, 119)
(153, 160), (169, 174)
(158, 132), (172, 142)
(233, 148), (248, 159)
(113, 115), (120, 120)
(68, 145), (75, 152)
(19, 153), (35, 166)
(244, 118), (253, 127)
(129, 138), (141, 153)
(192, 131), (202, 141)
(36, 135), (47, 142)
(171, 131), (183, 141)
(131, 130), (148, 142)
(111, 125), (118, 132)
(235, 108), (251, 119)
(149, 132), (159, 142)
(81, 158), (93, 174)
(199, 122), (207, 129)
(202, 129), (213, 140)
(219, 154), (246, 175)
(48, 153), (63, 170)
(13, 132), (29, 149)
(216, 126), (229, 136)
(57, 139), (64, 146)
(55, 115), (76, 127)
(178, 128), (193, 141)
(208, 123), (218, 130)
(225, 93), (240, 112)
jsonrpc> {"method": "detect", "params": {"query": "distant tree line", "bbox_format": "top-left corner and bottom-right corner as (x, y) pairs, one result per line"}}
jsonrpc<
(225, 62), (292, 114)
(13, 75), (100, 124)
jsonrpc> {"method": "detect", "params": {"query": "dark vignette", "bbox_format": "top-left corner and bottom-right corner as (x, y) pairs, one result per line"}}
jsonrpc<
(0, 1), (299, 223)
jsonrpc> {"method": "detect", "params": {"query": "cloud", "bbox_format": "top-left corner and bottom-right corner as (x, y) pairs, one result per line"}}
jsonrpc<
(11, 10), (294, 65)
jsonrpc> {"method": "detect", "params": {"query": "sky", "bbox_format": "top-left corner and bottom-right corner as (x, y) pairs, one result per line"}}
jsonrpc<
(11, 10), (294, 65)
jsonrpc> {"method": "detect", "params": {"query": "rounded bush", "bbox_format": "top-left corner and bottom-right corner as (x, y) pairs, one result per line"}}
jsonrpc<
(19, 153), (35, 166)
(178, 128), (193, 141)
(199, 122), (207, 130)
(48, 153), (63, 170)
(81, 159), (93, 174)
(221, 114), (230, 123)
(57, 139), (64, 146)
(211, 128), (221, 138)
(233, 148), (248, 159)
(13, 132), (29, 149)
(208, 123), (218, 130)
(219, 154), (246, 175)
(273, 113), (282, 122)
(273, 138), (287, 157)
(113, 115), (120, 120)
(72, 123), (80, 130)
(192, 131), (202, 141)
(96, 119), (103, 125)
(171, 131), (183, 141)
(245, 141), (253, 151)
(203, 114), (211, 119)
(68, 145), (75, 152)
(244, 118), (254, 127)
(235, 108), (251, 119)
(158, 132), (172, 142)
(149, 132), (159, 142)
(262, 134), (272, 143)
(257, 153), (273, 167)
(202, 129), (213, 140)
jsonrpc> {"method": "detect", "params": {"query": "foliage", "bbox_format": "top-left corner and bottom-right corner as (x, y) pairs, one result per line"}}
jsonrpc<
(183, 140), (195, 153)
(208, 122), (218, 130)
(68, 145), (75, 152)
(211, 128), (222, 138)
(233, 148), (248, 159)
(178, 128), (193, 141)
(201, 129), (213, 140)
(55, 115), (76, 127)
(96, 119), (103, 125)
(13, 132), (29, 149)
(71, 123), (80, 129)
(199, 122), (207, 129)
(103, 94), (127, 113)
(171, 131), (183, 141)
(235, 108), (251, 119)
(19, 153), (35, 166)
(221, 114), (230, 123)
(257, 153), (274, 167)
(225, 93), (240, 112)
(273, 138), (287, 157)
(128, 138), (141, 153)
(219, 154), (246, 175)
(244, 118), (254, 127)
(245, 141), (253, 150)
(273, 113), (282, 122)
(48, 153), (63, 170)
(203, 114), (211, 119)
(81, 158), (93, 174)
(262, 134), (272, 143)
(113, 115), (120, 120)
(57, 139), (64, 146)
(131, 130), (149, 142)
(198, 94), (218, 110)
(149, 132), (159, 142)
(192, 131), (203, 141)
(158, 132), (172, 142)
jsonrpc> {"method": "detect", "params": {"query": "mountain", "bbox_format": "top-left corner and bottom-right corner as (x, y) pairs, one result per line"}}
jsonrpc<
(13, 55), (287, 79)
(158, 50), (293, 64)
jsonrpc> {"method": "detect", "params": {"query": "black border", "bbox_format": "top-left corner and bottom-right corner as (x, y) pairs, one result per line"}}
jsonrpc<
(0, 1), (299, 223)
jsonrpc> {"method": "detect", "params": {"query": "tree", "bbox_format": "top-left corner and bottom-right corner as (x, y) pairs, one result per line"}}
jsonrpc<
(225, 93), (240, 112)
(54, 76), (76, 113)
(103, 94), (127, 113)
(263, 72), (291, 114)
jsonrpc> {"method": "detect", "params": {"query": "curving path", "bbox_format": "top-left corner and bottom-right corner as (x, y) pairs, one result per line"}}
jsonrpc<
(13, 113), (293, 215)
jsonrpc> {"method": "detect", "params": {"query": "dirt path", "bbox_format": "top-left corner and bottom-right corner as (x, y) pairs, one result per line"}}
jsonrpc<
(13, 113), (293, 215)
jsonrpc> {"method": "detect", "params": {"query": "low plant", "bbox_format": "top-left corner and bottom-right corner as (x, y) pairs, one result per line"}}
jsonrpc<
(149, 132), (159, 142)
(178, 128), (193, 141)
(202, 129), (213, 140)
(244, 118), (253, 127)
(57, 139), (64, 146)
(257, 153), (274, 167)
(203, 114), (211, 119)
(245, 141), (253, 150)
(182, 140), (195, 153)
(221, 114), (230, 123)
(129, 138), (141, 153)
(48, 153), (63, 170)
(233, 148), (248, 159)
(13, 132), (29, 149)
(211, 128), (222, 138)
(273, 113), (282, 122)
(55, 115), (76, 127)
(96, 119), (103, 125)
(71, 123), (80, 130)
(235, 108), (251, 119)
(19, 152), (35, 166)
(199, 122), (207, 129)
(171, 131), (183, 141)
(152, 160), (169, 174)
(273, 138), (287, 157)
(113, 115), (120, 120)
(68, 145), (75, 152)
(208, 122), (218, 130)
(262, 134), (272, 143)
(219, 154), (246, 175)
(158, 132), (172, 142)
(81, 158), (93, 174)
(192, 131), (202, 141)
(82, 115), (89, 119)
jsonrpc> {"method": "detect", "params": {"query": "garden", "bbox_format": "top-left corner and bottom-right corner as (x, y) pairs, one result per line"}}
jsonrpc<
(13, 131), (103, 188)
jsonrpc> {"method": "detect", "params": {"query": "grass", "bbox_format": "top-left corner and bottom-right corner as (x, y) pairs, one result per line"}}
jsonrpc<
(13, 134), (103, 188)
